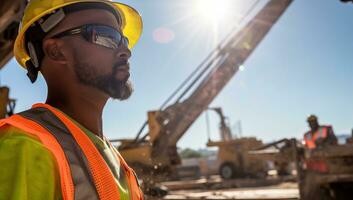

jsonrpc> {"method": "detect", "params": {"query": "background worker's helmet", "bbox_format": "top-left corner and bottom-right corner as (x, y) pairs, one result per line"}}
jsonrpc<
(307, 114), (318, 122)
(14, 0), (142, 82)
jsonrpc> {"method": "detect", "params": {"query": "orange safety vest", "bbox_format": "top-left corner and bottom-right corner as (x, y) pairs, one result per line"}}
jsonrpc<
(0, 103), (143, 200)
(304, 126), (329, 149)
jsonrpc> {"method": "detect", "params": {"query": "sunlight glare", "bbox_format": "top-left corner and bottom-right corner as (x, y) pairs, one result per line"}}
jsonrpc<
(195, 0), (231, 22)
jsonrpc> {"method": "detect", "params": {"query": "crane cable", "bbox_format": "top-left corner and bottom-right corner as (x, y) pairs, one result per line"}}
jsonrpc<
(133, 0), (263, 143)
(169, 0), (262, 105)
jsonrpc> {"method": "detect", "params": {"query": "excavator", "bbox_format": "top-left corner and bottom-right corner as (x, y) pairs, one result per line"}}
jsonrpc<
(111, 0), (293, 193)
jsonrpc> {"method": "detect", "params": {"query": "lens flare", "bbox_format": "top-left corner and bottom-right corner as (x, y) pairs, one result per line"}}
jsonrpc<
(195, 0), (231, 22)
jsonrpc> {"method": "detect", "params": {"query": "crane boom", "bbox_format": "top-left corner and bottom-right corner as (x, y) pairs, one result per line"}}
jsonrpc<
(154, 0), (293, 152)
(0, 0), (26, 70)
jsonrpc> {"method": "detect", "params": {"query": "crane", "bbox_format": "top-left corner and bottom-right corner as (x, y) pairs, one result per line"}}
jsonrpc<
(112, 0), (293, 191)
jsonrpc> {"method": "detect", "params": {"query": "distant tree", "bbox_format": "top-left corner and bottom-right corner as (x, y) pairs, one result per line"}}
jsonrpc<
(179, 148), (202, 159)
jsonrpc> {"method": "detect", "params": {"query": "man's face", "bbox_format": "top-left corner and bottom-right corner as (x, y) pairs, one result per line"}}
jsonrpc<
(308, 119), (319, 131)
(52, 9), (133, 100)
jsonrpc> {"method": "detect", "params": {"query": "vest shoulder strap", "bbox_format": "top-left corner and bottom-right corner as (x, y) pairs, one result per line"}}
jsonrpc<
(0, 104), (143, 200)
(30, 103), (121, 200)
(106, 140), (144, 200)
(18, 107), (99, 200)
(0, 114), (75, 200)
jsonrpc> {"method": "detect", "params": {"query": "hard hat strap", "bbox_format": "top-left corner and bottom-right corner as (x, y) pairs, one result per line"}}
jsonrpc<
(25, 23), (47, 83)
(25, 60), (39, 83)
(24, 8), (67, 83)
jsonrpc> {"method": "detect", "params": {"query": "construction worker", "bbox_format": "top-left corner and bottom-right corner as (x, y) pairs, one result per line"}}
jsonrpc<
(0, 0), (143, 199)
(303, 115), (337, 149)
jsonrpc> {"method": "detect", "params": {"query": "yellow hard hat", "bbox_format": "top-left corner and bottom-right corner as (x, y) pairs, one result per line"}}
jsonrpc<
(14, 0), (143, 69)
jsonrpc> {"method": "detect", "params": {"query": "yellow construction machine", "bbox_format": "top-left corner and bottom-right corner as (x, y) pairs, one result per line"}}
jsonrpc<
(206, 107), (267, 179)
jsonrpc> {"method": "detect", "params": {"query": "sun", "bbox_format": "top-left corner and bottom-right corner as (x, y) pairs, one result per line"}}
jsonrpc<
(194, 0), (231, 23)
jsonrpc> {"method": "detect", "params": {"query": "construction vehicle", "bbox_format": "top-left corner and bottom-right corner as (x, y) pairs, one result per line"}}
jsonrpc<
(111, 0), (293, 192)
(297, 143), (353, 199)
(251, 138), (353, 199)
(0, 0), (26, 117)
(250, 138), (300, 176)
(206, 107), (267, 179)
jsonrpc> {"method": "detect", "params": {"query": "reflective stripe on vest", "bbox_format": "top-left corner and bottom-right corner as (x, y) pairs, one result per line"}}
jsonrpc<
(18, 107), (99, 200)
(304, 126), (329, 149)
(0, 103), (143, 200)
(317, 127), (328, 139)
(105, 140), (144, 200)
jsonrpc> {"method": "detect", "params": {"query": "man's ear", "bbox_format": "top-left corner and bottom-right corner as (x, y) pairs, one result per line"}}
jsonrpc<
(42, 39), (67, 64)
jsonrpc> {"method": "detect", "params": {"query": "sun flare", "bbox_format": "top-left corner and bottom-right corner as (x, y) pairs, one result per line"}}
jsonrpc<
(195, 0), (231, 22)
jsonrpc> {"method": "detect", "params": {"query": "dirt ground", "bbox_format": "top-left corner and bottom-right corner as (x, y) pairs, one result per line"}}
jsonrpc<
(163, 182), (299, 200)
(147, 177), (299, 200)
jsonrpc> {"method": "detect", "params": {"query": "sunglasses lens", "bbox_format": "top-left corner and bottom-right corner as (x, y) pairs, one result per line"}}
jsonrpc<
(95, 35), (119, 49)
(122, 37), (129, 47)
(90, 25), (127, 49)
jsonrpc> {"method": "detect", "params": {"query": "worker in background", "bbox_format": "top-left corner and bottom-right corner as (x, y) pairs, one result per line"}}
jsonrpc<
(303, 115), (337, 149)
(0, 0), (143, 199)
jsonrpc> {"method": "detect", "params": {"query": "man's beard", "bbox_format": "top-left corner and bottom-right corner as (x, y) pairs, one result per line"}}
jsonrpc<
(73, 56), (133, 100)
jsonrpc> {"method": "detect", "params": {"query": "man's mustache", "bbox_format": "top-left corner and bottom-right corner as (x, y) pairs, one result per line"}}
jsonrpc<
(114, 60), (129, 70)
(112, 60), (130, 83)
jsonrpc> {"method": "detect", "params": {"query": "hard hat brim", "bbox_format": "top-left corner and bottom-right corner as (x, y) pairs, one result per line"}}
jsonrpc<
(14, 0), (143, 69)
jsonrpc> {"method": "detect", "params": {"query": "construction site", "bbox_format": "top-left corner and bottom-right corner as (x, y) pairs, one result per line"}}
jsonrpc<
(1, 0), (353, 200)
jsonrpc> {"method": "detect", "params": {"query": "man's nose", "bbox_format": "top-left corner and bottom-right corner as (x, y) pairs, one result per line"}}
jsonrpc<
(116, 45), (131, 59)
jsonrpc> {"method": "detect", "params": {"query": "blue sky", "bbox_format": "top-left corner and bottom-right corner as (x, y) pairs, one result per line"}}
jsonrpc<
(2, 0), (353, 149)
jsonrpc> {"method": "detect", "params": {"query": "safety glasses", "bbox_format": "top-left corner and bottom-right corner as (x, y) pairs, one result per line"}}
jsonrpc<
(51, 24), (129, 50)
